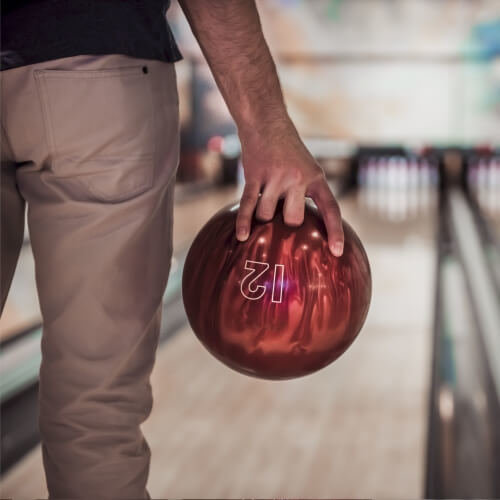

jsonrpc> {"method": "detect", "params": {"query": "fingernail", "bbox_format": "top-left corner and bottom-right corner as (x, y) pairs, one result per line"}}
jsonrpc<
(331, 242), (343, 256)
(237, 228), (248, 241)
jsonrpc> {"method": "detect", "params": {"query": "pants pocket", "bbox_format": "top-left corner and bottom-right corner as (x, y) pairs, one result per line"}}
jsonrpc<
(34, 64), (156, 202)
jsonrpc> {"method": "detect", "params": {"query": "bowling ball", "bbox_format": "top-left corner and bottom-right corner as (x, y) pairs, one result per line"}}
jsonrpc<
(182, 198), (371, 380)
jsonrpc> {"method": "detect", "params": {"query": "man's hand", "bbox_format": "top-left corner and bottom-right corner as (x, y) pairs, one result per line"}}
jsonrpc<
(236, 121), (344, 256)
(179, 0), (344, 256)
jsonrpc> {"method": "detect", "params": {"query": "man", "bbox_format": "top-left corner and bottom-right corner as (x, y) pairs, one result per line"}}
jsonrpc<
(1, 0), (344, 497)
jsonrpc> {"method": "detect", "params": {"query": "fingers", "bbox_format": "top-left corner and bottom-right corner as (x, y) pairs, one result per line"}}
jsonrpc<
(236, 182), (260, 241)
(310, 183), (344, 256)
(283, 187), (306, 226)
(237, 172), (344, 258)
(256, 178), (281, 222)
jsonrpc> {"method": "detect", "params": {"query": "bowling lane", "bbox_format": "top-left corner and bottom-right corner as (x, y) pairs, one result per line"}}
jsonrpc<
(0, 244), (40, 342)
(468, 160), (500, 293)
(482, 208), (500, 291)
(1, 188), (436, 499)
(482, 202), (500, 248)
(147, 191), (435, 499)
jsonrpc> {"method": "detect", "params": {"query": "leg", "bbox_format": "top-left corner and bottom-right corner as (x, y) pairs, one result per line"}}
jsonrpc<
(8, 55), (179, 498)
(32, 178), (175, 498)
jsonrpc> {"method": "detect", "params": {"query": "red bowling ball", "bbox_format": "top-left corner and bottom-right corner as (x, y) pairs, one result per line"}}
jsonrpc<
(182, 198), (371, 380)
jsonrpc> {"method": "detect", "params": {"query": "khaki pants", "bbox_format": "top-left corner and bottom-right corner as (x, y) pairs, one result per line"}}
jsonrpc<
(1, 54), (180, 498)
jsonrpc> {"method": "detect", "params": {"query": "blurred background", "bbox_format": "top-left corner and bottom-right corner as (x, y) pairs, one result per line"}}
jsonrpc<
(1, 0), (500, 498)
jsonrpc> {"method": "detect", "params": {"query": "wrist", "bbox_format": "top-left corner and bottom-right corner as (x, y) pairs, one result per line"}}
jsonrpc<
(237, 112), (297, 144)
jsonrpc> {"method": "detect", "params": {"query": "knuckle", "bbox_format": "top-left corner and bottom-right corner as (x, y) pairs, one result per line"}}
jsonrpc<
(289, 167), (306, 185)
(313, 172), (326, 185)
(236, 211), (249, 222)
(310, 167), (326, 185)
(257, 204), (274, 220)
(271, 163), (287, 175)
(324, 197), (339, 210)
(322, 194), (340, 211)
(237, 205), (251, 217)
(259, 197), (274, 209)
(326, 218), (343, 236)
(245, 181), (260, 193)
(240, 193), (257, 206)
(237, 203), (253, 218)
(325, 212), (341, 228)
(257, 211), (273, 221)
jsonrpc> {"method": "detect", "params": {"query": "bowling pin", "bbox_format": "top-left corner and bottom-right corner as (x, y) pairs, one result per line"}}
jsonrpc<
(477, 157), (488, 190)
(357, 157), (367, 188)
(366, 156), (378, 190)
(493, 158), (500, 213)
(387, 156), (398, 190)
(377, 157), (389, 216)
(377, 156), (389, 191)
(468, 156), (478, 194)
(407, 157), (419, 216)
(419, 158), (431, 212)
(397, 156), (408, 191)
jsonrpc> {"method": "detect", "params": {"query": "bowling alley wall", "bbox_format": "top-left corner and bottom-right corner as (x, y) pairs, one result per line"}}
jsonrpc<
(168, 0), (500, 148)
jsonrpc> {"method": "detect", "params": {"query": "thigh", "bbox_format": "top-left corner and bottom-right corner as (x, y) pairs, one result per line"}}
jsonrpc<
(33, 173), (176, 498)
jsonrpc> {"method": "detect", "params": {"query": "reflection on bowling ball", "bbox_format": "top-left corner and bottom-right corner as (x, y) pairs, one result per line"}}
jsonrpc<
(182, 198), (372, 380)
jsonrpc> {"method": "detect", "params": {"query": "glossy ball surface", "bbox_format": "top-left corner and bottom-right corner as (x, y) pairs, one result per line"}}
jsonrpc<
(182, 199), (372, 380)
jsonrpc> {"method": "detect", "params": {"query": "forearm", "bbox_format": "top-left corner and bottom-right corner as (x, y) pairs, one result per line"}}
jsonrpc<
(178, 0), (292, 136)
(179, 0), (344, 253)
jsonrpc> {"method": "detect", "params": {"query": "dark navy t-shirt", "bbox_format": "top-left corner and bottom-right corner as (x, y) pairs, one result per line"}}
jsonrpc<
(1, 0), (182, 71)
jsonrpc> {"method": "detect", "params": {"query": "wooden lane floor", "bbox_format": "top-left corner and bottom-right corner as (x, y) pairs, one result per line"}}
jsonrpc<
(0, 244), (40, 340)
(1, 190), (436, 499)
